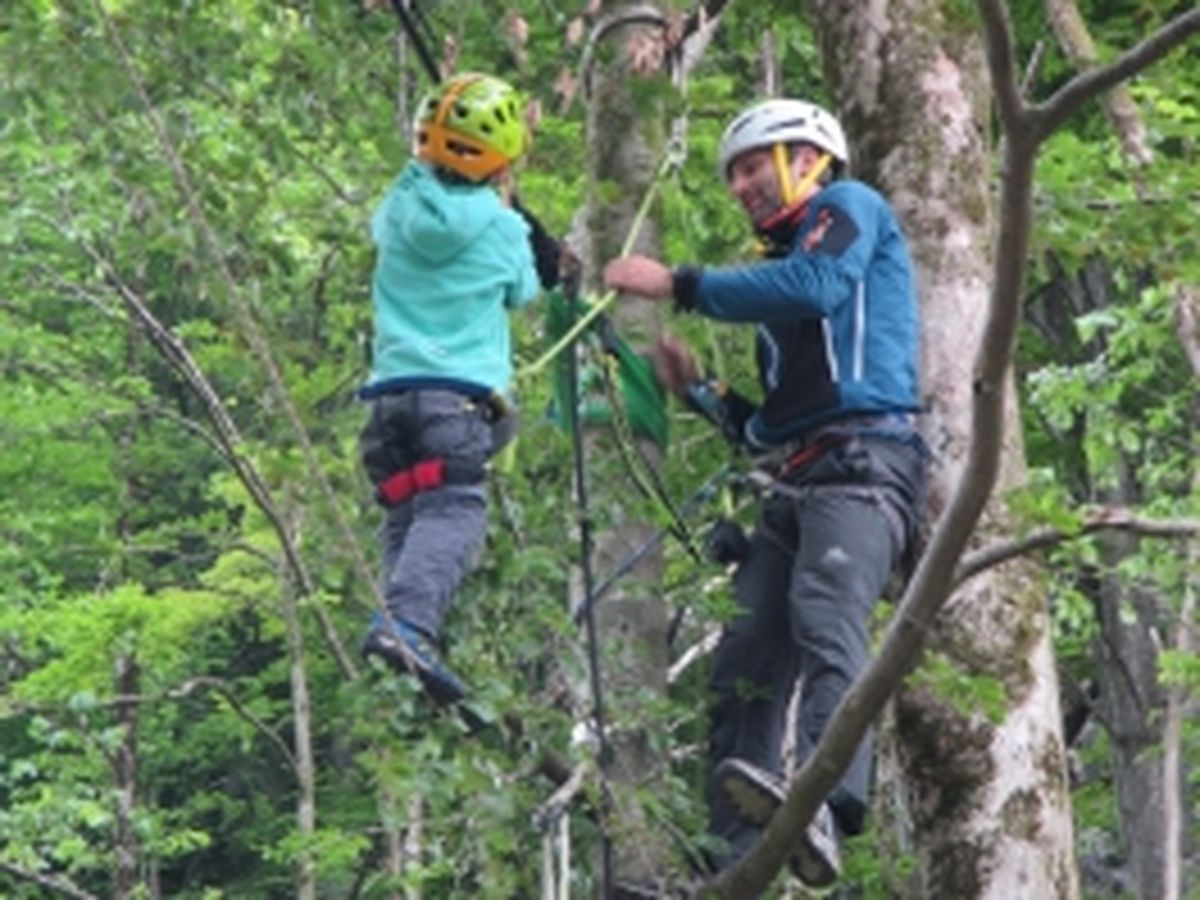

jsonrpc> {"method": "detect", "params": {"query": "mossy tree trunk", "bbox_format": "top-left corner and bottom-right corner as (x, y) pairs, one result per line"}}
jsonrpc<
(578, 3), (676, 890)
(808, 2), (1080, 896)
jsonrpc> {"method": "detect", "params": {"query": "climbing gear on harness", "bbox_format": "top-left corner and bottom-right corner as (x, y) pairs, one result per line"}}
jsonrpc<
(777, 432), (849, 480)
(414, 72), (528, 182)
(370, 454), (486, 507)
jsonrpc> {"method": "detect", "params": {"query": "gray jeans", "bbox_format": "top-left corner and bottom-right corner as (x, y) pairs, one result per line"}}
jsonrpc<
(707, 435), (926, 865)
(360, 389), (504, 640)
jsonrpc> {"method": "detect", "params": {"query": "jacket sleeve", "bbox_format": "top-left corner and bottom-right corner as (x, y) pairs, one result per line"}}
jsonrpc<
(511, 197), (561, 290)
(500, 212), (542, 310)
(690, 188), (879, 323)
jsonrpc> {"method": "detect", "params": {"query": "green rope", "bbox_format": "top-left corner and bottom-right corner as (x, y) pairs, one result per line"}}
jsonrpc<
(597, 351), (700, 560)
(519, 150), (679, 382)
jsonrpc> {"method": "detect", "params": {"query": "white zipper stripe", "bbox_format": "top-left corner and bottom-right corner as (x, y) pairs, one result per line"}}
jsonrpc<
(853, 281), (866, 381)
(822, 318), (839, 382)
(760, 325), (782, 388)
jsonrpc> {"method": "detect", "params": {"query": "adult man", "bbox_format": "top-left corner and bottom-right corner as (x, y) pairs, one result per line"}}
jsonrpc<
(603, 99), (927, 885)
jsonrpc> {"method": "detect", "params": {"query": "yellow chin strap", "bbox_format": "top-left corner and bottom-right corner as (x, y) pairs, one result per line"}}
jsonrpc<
(772, 144), (833, 205)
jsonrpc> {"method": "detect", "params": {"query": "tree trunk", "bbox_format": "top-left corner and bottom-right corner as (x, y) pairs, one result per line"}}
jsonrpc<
(278, 518), (317, 900)
(113, 654), (140, 900)
(1093, 528), (1172, 900)
(808, 2), (1079, 896)
(1030, 256), (1177, 899)
(580, 3), (674, 890)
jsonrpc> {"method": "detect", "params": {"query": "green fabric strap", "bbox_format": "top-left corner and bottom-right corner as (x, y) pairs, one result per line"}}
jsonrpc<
(543, 288), (669, 449)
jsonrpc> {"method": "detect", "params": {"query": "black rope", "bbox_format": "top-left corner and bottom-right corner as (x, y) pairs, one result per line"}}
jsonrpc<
(387, 0), (441, 82)
(573, 462), (733, 630)
(563, 269), (615, 899)
(594, 329), (703, 562)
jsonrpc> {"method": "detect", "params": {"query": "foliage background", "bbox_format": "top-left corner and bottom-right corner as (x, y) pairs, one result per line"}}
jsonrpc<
(1, 0), (1195, 896)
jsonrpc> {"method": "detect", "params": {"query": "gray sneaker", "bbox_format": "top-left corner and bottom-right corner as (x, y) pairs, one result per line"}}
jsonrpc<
(791, 802), (840, 888)
(714, 757), (841, 887)
(715, 757), (786, 826)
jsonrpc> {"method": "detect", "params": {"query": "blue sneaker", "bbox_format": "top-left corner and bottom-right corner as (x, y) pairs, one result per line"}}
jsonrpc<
(362, 612), (466, 705)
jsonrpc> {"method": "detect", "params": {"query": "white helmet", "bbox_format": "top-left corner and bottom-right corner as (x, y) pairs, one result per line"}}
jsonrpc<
(716, 99), (848, 181)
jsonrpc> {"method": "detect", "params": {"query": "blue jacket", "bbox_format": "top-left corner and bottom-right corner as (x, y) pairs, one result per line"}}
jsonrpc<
(675, 180), (920, 448)
(364, 161), (540, 399)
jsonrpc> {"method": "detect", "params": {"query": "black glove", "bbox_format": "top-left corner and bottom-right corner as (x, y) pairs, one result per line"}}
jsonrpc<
(511, 197), (561, 290)
(705, 518), (749, 566)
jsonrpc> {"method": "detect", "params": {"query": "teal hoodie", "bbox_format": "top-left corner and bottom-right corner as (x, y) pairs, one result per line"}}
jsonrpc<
(365, 160), (540, 397)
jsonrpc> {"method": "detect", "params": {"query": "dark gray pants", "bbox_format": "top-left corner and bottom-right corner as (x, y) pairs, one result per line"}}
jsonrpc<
(360, 390), (505, 640)
(707, 435), (926, 865)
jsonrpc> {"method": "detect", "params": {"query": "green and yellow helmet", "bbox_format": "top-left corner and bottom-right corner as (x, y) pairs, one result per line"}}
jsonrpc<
(414, 72), (528, 181)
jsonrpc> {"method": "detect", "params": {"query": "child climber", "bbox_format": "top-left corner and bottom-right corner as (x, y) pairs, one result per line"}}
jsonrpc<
(359, 72), (559, 703)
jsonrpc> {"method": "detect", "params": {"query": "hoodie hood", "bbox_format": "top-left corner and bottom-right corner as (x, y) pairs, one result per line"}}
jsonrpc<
(375, 160), (504, 264)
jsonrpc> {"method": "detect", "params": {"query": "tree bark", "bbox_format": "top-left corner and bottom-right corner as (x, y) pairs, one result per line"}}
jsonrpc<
(1043, 0), (1153, 167)
(579, 2), (676, 889)
(113, 654), (141, 900)
(1030, 256), (1179, 900)
(809, 2), (1079, 896)
(278, 512), (317, 900)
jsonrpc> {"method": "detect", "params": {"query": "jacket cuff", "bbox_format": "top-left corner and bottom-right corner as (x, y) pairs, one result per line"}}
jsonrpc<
(672, 265), (703, 313)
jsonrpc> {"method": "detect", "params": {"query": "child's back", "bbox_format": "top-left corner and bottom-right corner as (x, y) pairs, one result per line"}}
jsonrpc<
(367, 159), (539, 398)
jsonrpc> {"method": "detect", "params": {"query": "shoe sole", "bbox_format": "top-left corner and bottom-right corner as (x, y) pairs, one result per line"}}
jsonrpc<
(717, 761), (839, 887)
(791, 827), (839, 887)
(717, 761), (784, 826)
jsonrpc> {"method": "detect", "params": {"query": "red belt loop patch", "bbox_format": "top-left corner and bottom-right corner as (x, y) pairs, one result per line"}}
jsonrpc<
(778, 435), (845, 479)
(378, 458), (446, 505)
(412, 458), (445, 492)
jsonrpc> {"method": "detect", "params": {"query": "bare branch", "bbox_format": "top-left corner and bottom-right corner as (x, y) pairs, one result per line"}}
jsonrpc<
(533, 764), (590, 832)
(976, 0), (1030, 134)
(667, 626), (721, 684)
(0, 863), (98, 900)
(1174, 286), (1200, 379)
(1043, 0), (1154, 166)
(69, 235), (357, 681)
(955, 508), (1200, 585)
(90, 1), (386, 658)
(1034, 8), (1200, 139)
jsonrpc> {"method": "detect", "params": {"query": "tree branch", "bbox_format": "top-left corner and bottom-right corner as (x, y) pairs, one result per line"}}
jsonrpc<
(74, 241), (358, 681)
(1033, 8), (1200, 139)
(976, 0), (1030, 133)
(0, 862), (98, 900)
(6, 677), (299, 775)
(1174, 286), (1200, 379)
(91, 1), (387, 655)
(955, 508), (1200, 585)
(1043, 0), (1154, 166)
